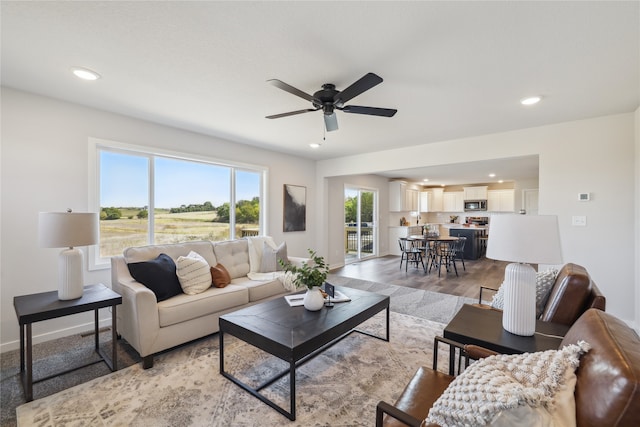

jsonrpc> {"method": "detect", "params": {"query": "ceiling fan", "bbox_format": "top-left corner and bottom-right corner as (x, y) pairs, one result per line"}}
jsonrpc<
(265, 72), (397, 132)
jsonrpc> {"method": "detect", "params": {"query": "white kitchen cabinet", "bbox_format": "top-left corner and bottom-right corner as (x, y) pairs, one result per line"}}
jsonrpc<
(463, 186), (488, 200)
(389, 181), (419, 212)
(388, 226), (409, 255)
(405, 188), (419, 212)
(430, 188), (444, 212)
(487, 189), (515, 212)
(443, 191), (464, 212)
(419, 191), (432, 212)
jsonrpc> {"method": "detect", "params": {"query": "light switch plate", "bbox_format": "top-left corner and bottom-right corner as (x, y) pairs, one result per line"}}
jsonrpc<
(572, 216), (587, 226)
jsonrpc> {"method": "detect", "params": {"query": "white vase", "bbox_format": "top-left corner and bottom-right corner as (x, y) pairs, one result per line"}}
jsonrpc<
(303, 286), (325, 311)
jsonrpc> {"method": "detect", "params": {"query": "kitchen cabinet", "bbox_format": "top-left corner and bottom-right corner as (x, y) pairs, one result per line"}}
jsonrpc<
(405, 188), (419, 212)
(443, 191), (464, 212)
(487, 189), (515, 212)
(463, 186), (488, 201)
(388, 225), (423, 255)
(430, 188), (444, 212)
(419, 191), (432, 212)
(389, 181), (419, 212)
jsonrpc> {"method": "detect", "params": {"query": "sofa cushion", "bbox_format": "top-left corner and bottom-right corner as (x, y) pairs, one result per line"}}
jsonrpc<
(210, 263), (231, 288)
(127, 253), (183, 302)
(212, 239), (250, 279)
(123, 241), (217, 267)
(259, 241), (287, 273)
(157, 285), (249, 328)
(175, 251), (212, 295)
(230, 276), (287, 302)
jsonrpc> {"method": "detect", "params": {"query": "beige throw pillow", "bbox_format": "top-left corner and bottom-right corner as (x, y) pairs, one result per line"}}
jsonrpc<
(175, 251), (212, 295)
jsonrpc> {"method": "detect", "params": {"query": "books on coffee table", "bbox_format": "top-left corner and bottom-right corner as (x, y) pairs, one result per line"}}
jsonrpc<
(284, 290), (351, 307)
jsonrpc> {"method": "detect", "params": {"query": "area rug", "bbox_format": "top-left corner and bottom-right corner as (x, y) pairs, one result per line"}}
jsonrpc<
(327, 274), (478, 324)
(17, 312), (449, 426)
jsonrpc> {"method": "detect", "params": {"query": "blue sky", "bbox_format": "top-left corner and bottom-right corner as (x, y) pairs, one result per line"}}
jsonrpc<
(100, 152), (260, 208)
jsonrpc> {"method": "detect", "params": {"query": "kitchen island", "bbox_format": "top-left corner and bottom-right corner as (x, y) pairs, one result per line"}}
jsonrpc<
(447, 225), (487, 260)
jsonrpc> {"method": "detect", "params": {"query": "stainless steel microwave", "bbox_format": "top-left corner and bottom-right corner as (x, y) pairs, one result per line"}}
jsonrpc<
(464, 200), (487, 211)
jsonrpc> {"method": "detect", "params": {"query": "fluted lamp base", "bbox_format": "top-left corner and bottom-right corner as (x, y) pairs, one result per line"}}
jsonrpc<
(58, 247), (84, 300)
(501, 262), (537, 336)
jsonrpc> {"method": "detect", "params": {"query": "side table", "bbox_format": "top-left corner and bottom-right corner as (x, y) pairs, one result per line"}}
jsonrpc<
(444, 304), (570, 355)
(13, 283), (122, 401)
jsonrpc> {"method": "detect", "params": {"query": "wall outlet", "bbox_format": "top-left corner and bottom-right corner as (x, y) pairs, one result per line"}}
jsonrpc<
(572, 216), (587, 226)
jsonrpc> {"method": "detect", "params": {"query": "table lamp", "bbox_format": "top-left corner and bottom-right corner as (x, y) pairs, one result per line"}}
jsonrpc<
(39, 210), (99, 300)
(486, 214), (562, 336)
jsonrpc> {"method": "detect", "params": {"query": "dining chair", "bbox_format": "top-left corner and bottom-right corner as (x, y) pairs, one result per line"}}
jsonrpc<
(433, 237), (466, 277)
(398, 237), (425, 271)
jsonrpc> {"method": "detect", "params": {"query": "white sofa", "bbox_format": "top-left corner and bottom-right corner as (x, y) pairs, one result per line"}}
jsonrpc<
(110, 238), (305, 368)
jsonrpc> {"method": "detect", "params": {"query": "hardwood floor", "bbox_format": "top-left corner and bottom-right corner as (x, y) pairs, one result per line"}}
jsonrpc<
(331, 254), (509, 299)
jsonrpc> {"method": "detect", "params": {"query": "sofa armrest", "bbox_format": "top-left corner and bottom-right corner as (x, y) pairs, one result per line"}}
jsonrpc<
(376, 400), (427, 427)
(463, 344), (499, 360)
(478, 286), (498, 304)
(110, 255), (160, 356)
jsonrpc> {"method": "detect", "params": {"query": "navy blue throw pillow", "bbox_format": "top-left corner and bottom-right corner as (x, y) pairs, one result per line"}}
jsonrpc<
(127, 253), (182, 301)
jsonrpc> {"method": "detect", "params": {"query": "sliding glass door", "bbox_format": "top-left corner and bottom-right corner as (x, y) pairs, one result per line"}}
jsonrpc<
(344, 186), (377, 263)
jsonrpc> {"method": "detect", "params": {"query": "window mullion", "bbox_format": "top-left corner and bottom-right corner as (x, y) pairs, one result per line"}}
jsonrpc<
(149, 155), (155, 244)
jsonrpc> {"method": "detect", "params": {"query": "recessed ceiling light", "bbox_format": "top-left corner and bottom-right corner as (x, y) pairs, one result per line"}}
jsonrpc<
(71, 67), (101, 81)
(309, 143), (321, 149)
(520, 96), (541, 106)
(488, 173), (496, 178)
(423, 178), (429, 182)
(498, 180), (504, 183)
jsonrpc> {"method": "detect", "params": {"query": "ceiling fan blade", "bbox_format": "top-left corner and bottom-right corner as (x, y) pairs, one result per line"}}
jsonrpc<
(266, 108), (319, 119)
(267, 79), (316, 102)
(334, 72), (383, 104)
(324, 113), (338, 132)
(342, 105), (397, 117)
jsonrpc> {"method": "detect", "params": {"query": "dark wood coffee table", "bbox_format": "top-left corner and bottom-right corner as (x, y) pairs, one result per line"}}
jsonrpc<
(443, 304), (570, 355)
(219, 285), (389, 420)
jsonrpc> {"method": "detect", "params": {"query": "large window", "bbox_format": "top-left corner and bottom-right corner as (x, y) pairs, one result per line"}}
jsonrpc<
(90, 139), (265, 268)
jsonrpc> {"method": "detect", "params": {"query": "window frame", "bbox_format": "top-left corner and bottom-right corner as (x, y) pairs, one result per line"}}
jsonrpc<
(88, 137), (268, 270)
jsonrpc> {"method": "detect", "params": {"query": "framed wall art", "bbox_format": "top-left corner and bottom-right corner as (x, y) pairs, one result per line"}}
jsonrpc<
(283, 184), (306, 232)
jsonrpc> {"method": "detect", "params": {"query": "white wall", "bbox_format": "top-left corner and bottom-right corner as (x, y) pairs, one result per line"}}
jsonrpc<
(636, 106), (640, 330)
(317, 113), (638, 325)
(0, 88), (317, 351)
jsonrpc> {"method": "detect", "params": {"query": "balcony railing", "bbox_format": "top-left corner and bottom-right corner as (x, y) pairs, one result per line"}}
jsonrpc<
(345, 226), (374, 254)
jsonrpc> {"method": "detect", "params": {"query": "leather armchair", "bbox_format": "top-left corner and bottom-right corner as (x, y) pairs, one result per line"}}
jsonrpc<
(477, 263), (605, 326)
(376, 309), (640, 427)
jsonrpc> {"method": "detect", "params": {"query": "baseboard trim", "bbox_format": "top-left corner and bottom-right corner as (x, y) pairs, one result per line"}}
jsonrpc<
(0, 317), (114, 354)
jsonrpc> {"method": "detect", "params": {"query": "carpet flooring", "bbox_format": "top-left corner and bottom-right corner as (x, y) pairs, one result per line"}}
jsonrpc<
(3, 276), (474, 426)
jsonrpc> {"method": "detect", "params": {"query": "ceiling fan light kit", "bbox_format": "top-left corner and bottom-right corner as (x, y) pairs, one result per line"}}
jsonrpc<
(266, 72), (397, 132)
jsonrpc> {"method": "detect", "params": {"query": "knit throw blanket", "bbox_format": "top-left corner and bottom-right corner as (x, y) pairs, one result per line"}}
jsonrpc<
(426, 341), (591, 427)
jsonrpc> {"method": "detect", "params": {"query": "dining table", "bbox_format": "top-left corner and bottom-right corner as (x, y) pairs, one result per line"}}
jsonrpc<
(407, 235), (460, 274)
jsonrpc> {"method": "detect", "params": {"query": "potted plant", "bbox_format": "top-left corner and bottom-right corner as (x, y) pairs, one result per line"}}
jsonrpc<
(280, 249), (329, 311)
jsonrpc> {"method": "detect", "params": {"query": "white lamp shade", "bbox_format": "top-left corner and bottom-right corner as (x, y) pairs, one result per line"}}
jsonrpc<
(39, 212), (98, 248)
(486, 214), (562, 265)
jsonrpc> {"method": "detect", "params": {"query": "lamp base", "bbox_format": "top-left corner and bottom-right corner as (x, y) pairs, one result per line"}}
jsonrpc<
(502, 262), (537, 336)
(58, 248), (84, 300)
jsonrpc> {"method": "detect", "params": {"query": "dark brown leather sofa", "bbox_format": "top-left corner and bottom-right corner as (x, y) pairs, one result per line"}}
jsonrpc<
(376, 309), (640, 427)
(539, 263), (605, 325)
(479, 263), (606, 326)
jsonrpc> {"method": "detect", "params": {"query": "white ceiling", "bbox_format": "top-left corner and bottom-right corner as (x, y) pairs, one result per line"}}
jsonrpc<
(2, 1), (638, 185)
